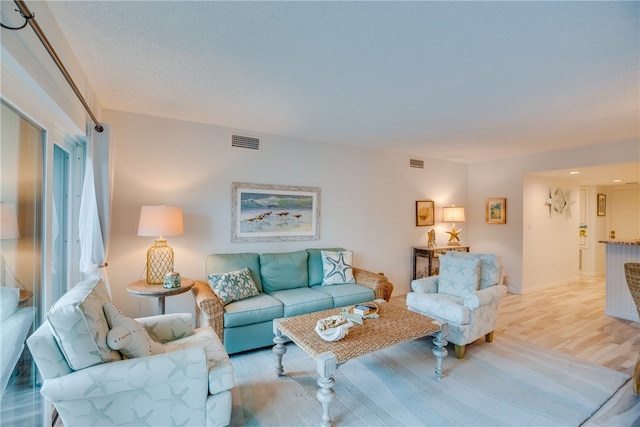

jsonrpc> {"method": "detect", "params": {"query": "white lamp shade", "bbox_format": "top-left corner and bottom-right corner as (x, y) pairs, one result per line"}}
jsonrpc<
(0, 203), (20, 239)
(137, 205), (184, 237)
(442, 206), (466, 222)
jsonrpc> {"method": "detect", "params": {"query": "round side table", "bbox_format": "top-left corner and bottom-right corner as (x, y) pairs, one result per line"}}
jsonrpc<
(127, 278), (195, 314)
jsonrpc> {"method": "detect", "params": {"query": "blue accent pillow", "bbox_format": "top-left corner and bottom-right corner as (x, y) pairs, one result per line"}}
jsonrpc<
(321, 250), (356, 285)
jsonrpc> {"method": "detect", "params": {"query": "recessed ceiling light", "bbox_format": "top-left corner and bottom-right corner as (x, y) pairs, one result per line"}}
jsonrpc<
(613, 179), (623, 183)
(569, 171), (580, 175)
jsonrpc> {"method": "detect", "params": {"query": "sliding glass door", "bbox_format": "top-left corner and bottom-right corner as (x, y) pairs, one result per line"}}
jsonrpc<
(0, 101), (44, 425)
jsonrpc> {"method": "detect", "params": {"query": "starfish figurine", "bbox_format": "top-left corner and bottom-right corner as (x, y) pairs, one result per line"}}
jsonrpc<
(446, 225), (462, 245)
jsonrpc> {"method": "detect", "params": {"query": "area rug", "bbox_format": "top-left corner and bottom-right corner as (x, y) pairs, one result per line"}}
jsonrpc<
(229, 337), (630, 426)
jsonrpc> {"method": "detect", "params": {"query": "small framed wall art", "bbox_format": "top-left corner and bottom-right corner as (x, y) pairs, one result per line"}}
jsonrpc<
(597, 194), (606, 216)
(486, 198), (506, 224)
(416, 200), (435, 226)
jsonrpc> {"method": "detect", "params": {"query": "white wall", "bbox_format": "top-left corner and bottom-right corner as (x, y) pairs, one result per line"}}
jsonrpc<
(104, 110), (468, 317)
(468, 140), (639, 294)
(523, 177), (580, 290)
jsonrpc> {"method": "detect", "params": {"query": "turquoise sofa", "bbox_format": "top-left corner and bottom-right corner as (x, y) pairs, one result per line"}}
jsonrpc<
(192, 248), (394, 354)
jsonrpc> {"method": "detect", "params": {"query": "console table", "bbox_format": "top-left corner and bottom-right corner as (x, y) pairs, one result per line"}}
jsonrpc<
(412, 245), (470, 279)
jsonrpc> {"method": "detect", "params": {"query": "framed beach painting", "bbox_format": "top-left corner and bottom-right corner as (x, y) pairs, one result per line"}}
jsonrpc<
(232, 182), (320, 242)
(486, 198), (506, 224)
(416, 200), (435, 226)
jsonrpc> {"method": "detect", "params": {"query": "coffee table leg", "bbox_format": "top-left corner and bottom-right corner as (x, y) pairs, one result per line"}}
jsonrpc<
(273, 319), (287, 376)
(432, 322), (448, 379)
(317, 352), (337, 427)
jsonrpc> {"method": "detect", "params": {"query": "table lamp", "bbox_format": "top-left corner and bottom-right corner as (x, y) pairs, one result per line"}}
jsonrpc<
(138, 205), (183, 284)
(442, 205), (465, 246)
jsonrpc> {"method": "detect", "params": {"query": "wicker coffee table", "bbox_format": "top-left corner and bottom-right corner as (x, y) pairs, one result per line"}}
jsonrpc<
(273, 301), (448, 427)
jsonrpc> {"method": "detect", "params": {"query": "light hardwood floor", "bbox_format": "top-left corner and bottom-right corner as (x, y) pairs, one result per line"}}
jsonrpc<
(393, 273), (640, 425)
(4, 274), (640, 425)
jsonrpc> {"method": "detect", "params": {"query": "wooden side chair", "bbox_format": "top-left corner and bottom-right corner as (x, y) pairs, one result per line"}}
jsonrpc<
(624, 262), (640, 394)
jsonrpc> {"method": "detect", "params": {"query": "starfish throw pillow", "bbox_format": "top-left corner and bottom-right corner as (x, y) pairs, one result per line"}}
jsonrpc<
(321, 250), (356, 285)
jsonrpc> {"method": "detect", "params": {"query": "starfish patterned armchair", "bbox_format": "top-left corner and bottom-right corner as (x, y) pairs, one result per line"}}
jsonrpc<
(26, 278), (234, 427)
(406, 252), (507, 359)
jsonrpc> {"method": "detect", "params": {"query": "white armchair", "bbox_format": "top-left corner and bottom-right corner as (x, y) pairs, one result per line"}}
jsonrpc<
(26, 278), (234, 427)
(406, 252), (507, 359)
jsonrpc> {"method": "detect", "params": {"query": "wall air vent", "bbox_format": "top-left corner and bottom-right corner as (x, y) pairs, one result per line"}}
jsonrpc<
(231, 134), (261, 151)
(409, 159), (425, 169)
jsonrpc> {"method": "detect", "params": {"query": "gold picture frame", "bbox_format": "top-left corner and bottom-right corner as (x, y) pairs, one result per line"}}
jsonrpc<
(597, 193), (606, 216)
(416, 200), (435, 226)
(486, 198), (506, 224)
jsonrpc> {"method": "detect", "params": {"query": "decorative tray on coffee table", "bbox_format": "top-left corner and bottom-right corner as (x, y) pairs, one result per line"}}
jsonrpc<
(349, 303), (378, 316)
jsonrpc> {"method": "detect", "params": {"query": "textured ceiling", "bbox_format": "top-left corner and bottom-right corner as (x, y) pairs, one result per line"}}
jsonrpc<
(35, 1), (640, 167)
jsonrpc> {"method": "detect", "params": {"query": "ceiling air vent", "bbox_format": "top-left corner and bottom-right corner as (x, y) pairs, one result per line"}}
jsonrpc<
(231, 134), (260, 151)
(409, 159), (424, 169)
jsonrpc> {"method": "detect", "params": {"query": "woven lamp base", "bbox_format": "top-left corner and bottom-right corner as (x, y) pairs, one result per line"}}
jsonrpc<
(146, 239), (174, 284)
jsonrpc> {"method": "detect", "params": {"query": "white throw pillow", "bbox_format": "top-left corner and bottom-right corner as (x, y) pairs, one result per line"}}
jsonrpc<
(104, 302), (164, 359)
(437, 255), (481, 298)
(207, 267), (260, 305)
(321, 250), (356, 285)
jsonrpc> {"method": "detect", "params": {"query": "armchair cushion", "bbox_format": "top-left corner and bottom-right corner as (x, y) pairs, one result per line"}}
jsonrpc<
(321, 250), (356, 285)
(47, 278), (120, 370)
(438, 255), (481, 298)
(207, 267), (259, 305)
(104, 302), (164, 358)
(448, 252), (502, 289)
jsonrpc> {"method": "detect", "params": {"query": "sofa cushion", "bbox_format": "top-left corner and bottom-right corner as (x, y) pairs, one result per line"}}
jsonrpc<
(208, 267), (260, 305)
(268, 288), (333, 317)
(206, 253), (263, 292)
(438, 255), (481, 298)
(321, 250), (356, 285)
(260, 251), (309, 293)
(223, 293), (283, 328)
(104, 302), (165, 359)
(448, 252), (502, 289)
(47, 278), (121, 370)
(406, 292), (471, 325)
(0, 286), (19, 321)
(306, 247), (346, 286)
(311, 284), (374, 308)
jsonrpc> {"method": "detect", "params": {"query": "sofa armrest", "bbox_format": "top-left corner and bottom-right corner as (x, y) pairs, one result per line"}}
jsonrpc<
(353, 268), (394, 301)
(135, 313), (194, 343)
(40, 347), (207, 402)
(411, 276), (439, 294)
(191, 280), (224, 339)
(463, 284), (508, 309)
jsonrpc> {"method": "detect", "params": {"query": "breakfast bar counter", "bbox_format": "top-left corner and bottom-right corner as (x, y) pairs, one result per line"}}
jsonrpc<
(599, 240), (640, 321)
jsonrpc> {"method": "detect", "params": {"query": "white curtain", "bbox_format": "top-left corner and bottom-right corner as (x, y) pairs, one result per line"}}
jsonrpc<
(78, 124), (114, 293)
